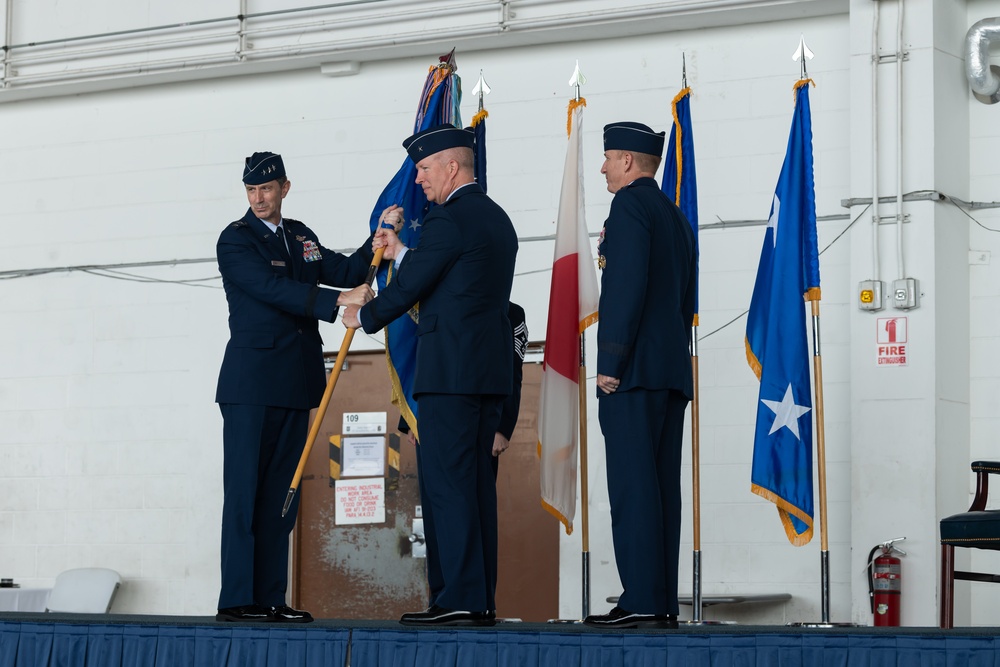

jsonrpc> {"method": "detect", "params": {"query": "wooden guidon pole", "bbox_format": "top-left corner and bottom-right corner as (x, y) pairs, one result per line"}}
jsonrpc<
(282, 246), (385, 517)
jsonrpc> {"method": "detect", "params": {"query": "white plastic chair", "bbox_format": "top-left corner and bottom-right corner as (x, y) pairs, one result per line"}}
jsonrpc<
(45, 568), (121, 613)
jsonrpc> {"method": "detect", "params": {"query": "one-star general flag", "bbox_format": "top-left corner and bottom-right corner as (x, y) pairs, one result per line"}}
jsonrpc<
(745, 80), (820, 546)
(662, 86), (699, 322)
(368, 56), (462, 441)
(539, 99), (600, 534)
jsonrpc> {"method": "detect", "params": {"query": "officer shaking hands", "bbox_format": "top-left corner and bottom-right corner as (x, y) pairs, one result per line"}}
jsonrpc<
(342, 125), (518, 627)
(214, 151), (396, 624)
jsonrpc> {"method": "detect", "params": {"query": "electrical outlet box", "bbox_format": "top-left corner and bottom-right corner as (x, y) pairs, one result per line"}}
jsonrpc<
(892, 278), (919, 310)
(858, 280), (884, 311)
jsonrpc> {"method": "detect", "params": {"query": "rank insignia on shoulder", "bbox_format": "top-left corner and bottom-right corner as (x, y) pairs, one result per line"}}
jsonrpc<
(302, 240), (322, 262)
(598, 255), (606, 270)
(231, 220), (248, 228)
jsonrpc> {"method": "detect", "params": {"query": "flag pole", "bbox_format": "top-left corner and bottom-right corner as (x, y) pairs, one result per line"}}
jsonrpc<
(569, 61), (592, 619)
(578, 334), (591, 618)
(282, 247), (385, 517)
(675, 54), (706, 624)
(689, 323), (703, 621)
(789, 35), (850, 627)
(795, 33), (833, 624)
(810, 297), (831, 623)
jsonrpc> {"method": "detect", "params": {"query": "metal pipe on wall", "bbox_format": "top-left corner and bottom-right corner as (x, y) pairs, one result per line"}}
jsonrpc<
(895, 0), (904, 281)
(871, 0), (881, 282)
(3, 0), (12, 87)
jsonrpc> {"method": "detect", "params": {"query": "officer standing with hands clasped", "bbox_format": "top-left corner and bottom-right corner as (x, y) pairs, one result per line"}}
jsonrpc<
(214, 151), (398, 623)
(342, 124), (518, 627)
(583, 123), (696, 630)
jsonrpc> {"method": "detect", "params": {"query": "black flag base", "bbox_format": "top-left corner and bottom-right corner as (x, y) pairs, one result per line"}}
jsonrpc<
(786, 551), (860, 627)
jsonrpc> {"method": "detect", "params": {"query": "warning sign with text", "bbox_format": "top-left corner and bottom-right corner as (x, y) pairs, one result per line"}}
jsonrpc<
(335, 478), (386, 525)
(876, 317), (908, 367)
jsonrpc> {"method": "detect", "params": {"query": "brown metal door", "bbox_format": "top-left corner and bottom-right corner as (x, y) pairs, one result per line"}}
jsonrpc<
(292, 351), (557, 622)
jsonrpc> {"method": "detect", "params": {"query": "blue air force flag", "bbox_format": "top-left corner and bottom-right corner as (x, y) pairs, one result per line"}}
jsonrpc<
(663, 86), (699, 322)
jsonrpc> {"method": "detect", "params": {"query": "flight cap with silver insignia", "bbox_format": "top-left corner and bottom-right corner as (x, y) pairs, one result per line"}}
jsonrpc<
(243, 151), (286, 184)
(402, 124), (474, 164)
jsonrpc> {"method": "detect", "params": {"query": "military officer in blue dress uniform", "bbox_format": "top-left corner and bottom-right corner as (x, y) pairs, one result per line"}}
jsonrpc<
(343, 125), (518, 627)
(215, 151), (386, 623)
(583, 123), (696, 630)
(397, 300), (527, 612)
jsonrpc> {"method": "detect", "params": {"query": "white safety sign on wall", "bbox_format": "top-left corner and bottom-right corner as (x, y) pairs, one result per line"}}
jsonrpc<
(876, 317), (907, 367)
(335, 478), (386, 525)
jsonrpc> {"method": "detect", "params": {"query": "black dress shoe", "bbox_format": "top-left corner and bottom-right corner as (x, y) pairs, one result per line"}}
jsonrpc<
(269, 605), (314, 623)
(583, 606), (678, 629)
(216, 604), (272, 622)
(399, 604), (496, 627)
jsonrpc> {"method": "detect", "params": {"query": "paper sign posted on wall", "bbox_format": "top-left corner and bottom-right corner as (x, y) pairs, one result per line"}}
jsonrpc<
(335, 478), (385, 525)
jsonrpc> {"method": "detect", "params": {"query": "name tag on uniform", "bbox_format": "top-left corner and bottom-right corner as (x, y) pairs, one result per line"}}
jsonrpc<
(271, 260), (286, 267)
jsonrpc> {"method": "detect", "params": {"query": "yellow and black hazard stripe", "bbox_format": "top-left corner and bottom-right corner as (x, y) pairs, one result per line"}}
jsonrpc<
(328, 435), (341, 486)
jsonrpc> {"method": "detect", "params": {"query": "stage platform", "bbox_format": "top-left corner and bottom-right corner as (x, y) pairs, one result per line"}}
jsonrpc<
(2, 612), (999, 666)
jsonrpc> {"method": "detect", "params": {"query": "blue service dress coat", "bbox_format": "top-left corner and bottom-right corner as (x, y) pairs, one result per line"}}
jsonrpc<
(215, 207), (374, 610)
(596, 176), (696, 617)
(360, 182), (518, 613)
(216, 208), (375, 409)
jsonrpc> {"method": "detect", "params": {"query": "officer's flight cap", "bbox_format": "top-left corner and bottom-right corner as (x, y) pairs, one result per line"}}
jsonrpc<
(243, 152), (286, 185)
(403, 124), (475, 164)
(603, 122), (666, 157)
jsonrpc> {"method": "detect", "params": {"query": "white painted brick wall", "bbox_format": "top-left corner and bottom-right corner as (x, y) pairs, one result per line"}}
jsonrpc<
(1, 0), (999, 625)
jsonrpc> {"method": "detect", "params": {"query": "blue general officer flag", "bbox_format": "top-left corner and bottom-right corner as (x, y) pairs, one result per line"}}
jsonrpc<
(745, 80), (820, 546)
(663, 86), (699, 322)
(369, 62), (462, 441)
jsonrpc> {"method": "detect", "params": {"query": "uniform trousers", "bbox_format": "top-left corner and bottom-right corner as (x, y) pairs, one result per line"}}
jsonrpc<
(219, 403), (307, 609)
(417, 393), (503, 612)
(598, 388), (688, 616)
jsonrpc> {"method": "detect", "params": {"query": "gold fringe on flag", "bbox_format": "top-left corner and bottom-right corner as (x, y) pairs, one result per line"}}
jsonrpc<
(793, 78), (815, 102)
(566, 97), (587, 138)
(745, 337), (762, 381)
(751, 483), (814, 546)
(670, 86), (691, 206)
(471, 108), (489, 127)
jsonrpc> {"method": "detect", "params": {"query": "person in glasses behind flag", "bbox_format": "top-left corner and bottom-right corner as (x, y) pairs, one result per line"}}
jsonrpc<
(342, 125), (518, 627)
(585, 122), (696, 630)
(215, 151), (397, 624)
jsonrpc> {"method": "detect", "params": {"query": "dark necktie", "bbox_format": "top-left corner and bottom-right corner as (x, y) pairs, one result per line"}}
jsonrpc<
(274, 226), (291, 260)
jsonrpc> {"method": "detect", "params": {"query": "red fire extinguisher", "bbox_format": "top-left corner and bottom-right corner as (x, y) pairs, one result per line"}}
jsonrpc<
(867, 537), (906, 626)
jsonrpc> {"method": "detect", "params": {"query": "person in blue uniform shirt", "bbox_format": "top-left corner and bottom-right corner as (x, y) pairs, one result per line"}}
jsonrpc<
(215, 151), (393, 623)
(492, 302), (528, 464)
(397, 301), (527, 611)
(583, 123), (696, 630)
(342, 125), (518, 627)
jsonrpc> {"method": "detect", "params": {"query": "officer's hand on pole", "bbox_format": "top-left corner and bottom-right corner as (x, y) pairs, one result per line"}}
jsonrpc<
(374, 228), (406, 261)
(341, 304), (361, 330)
(337, 284), (373, 308)
(379, 204), (405, 232)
